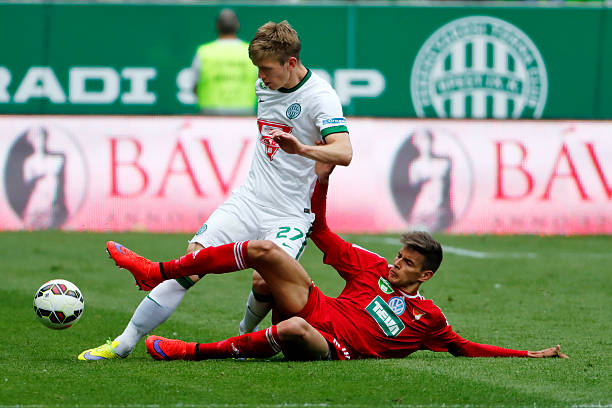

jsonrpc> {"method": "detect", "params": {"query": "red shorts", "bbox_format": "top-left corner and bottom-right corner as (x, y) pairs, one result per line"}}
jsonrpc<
(296, 282), (352, 360)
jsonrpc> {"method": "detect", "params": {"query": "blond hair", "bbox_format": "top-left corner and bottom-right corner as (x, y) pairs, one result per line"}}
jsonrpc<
(249, 20), (301, 65)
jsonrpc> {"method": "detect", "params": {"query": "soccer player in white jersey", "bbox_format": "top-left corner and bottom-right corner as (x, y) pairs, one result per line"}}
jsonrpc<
(78, 20), (353, 360)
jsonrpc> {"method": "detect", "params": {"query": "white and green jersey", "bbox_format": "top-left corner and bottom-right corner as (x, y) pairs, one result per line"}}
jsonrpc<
(236, 69), (348, 217)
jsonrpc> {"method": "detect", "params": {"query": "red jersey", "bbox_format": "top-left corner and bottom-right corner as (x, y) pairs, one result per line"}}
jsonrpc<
(303, 181), (528, 360)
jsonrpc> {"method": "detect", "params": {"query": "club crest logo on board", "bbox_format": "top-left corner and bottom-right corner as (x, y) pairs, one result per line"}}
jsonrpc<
(410, 16), (548, 119)
(3, 126), (87, 229)
(286, 103), (301, 119)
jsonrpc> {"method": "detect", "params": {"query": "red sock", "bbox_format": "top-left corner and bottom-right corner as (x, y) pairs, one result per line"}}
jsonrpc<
(161, 241), (249, 279)
(184, 341), (198, 360)
(194, 326), (282, 360)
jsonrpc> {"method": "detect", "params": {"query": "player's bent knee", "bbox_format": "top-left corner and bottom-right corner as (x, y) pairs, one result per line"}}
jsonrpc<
(247, 240), (283, 263)
(277, 317), (311, 340)
(251, 271), (270, 293)
(186, 242), (204, 255)
(184, 243), (205, 283)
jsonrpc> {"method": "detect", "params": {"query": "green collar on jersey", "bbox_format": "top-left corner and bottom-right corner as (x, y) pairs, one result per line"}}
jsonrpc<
(278, 69), (311, 93)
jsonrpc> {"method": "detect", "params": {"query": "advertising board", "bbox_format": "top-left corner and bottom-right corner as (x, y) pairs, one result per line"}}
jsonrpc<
(0, 3), (610, 118)
(1, 116), (609, 234)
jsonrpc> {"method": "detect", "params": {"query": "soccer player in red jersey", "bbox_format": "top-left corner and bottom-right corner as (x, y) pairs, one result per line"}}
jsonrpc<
(108, 164), (568, 362)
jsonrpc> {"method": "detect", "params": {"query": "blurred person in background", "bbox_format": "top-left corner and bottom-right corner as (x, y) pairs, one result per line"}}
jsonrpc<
(190, 8), (258, 115)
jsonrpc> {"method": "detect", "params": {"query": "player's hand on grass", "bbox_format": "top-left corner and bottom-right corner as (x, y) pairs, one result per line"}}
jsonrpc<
(270, 129), (302, 154)
(527, 345), (569, 358)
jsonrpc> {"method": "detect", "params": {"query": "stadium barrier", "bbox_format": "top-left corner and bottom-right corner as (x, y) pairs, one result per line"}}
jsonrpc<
(1, 116), (610, 234)
(0, 2), (611, 119)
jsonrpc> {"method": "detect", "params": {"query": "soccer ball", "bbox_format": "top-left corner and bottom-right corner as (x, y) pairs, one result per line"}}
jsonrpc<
(33, 279), (84, 330)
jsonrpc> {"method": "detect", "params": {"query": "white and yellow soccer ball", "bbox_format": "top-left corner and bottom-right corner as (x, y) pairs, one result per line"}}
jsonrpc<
(33, 279), (84, 330)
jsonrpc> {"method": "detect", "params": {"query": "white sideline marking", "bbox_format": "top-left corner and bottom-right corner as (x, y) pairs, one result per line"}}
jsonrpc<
(444, 245), (537, 259)
(0, 405), (512, 408)
(0, 405), (506, 408)
(350, 236), (537, 259)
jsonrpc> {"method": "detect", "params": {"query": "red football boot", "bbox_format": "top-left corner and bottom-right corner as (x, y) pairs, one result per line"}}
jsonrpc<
(146, 335), (195, 361)
(106, 241), (162, 291)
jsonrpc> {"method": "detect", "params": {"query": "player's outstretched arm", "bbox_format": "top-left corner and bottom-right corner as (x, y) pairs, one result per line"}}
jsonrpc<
(527, 345), (569, 358)
(448, 340), (569, 358)
(432, 328), (569, 358)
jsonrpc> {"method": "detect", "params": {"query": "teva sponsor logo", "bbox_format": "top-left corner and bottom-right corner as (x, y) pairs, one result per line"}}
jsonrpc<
(411, 16), (547, 119)
(378, 277), (394, 294)
(390, 128), (473, 232)
(4, 126), (87, 229)
(365, 296), (405, 337)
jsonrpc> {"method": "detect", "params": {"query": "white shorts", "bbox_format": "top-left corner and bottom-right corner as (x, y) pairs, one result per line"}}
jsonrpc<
(189, 192), (315, 260)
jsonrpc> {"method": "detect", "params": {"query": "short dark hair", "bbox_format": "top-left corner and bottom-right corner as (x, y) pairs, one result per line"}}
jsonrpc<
(217, 9), (239, 36)
(401, 231), (443, 273)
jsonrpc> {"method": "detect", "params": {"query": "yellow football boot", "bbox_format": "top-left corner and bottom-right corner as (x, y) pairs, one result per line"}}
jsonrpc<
(78, 340), (124, 360)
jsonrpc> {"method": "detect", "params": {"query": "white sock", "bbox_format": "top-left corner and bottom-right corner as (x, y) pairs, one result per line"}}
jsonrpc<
(238, 291), (272, 335)
(113, 279), (187, 357)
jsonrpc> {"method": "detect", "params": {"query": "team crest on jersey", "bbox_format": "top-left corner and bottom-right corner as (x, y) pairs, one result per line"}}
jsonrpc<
(410, 306), (426, 321)
(378, 277), (394, 294)
(257, 119), (293, 161)
(388, 297), (406, 316)
(259, 135), (280, 161)
(286, 103), (301, 119)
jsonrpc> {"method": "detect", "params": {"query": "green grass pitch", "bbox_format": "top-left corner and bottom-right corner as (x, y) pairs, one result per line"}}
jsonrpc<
(1, 231), (610, 407)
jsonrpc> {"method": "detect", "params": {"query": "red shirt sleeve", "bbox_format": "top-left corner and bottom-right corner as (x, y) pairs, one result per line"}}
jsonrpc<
(310, 180), (353, 267)
(310, 180), (330, 236)
(310, 182), (349, 258)
(453, 341), (529, 358)
(310, 181), (387, 280)
(426, 323), (528, 358)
